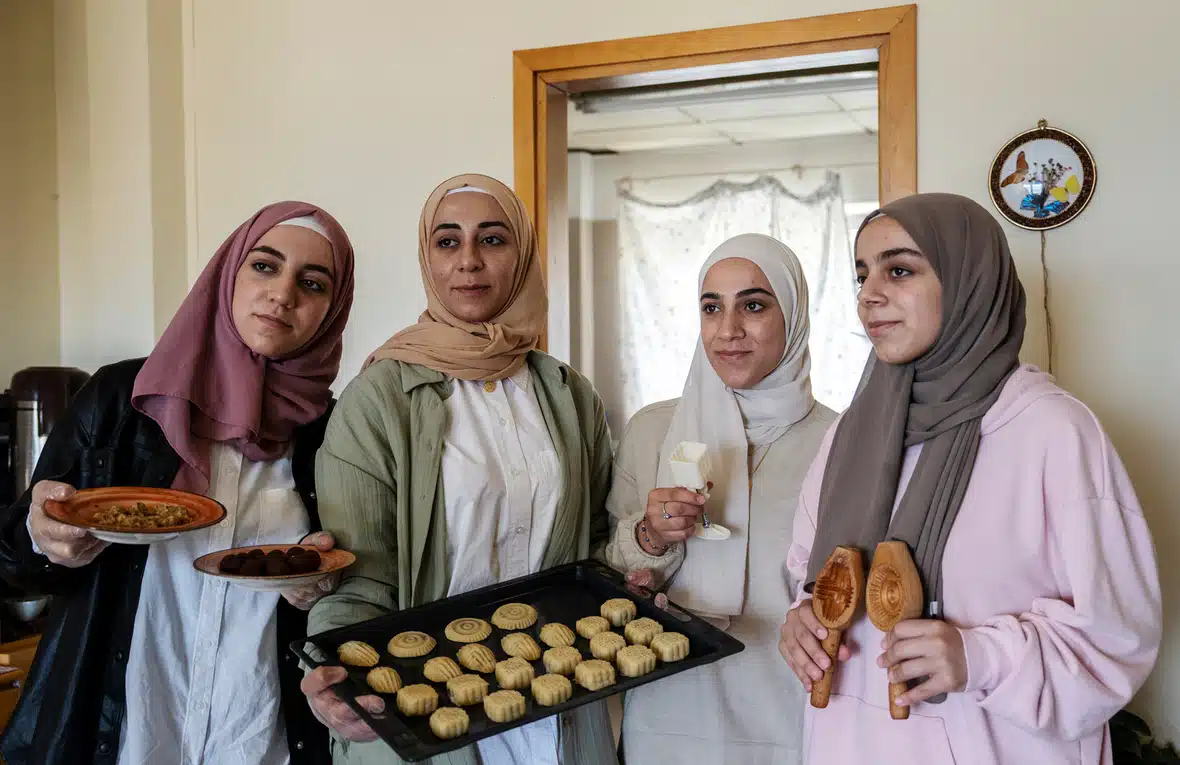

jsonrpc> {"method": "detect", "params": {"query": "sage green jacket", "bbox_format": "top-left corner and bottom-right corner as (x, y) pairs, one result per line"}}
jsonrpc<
(309, 352), (618, 765)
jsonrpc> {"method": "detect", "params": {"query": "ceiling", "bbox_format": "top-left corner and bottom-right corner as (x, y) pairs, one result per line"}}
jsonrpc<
(568, 88), (877, 153)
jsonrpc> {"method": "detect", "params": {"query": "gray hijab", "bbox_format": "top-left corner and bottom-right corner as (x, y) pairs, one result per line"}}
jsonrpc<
(805, 193), (1027, 611)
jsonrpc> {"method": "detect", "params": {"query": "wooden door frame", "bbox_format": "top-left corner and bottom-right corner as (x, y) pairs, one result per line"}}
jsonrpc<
(512, 5), (916, 353)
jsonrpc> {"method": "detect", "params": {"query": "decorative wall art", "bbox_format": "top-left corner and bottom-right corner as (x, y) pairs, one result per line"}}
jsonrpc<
(989, 120), (1096, 230)
(988, 120), (1098, 374)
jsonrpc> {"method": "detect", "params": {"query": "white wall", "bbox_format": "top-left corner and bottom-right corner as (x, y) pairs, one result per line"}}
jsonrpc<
(54, 0), (160, 371)
(0, 0), (61, 385)
(42, 0), (1180, 740)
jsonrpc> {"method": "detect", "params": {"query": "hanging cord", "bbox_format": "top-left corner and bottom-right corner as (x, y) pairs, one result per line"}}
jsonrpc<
(1040, 231), (1054, 375)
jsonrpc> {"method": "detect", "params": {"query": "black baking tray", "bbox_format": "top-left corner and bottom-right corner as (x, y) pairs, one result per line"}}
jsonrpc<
(291, 558), (745, 762)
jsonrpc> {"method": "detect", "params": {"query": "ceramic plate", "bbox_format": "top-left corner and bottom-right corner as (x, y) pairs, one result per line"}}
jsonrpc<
(193, 544), (356, 592)
(44, 487), (227, 545)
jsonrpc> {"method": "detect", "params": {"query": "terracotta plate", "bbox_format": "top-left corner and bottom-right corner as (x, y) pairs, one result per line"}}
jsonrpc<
(193, 544), (356, 592)
(44, 487), (227, 545)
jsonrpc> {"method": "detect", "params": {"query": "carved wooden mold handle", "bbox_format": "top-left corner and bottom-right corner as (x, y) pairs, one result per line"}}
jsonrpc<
(866, 540), (925, 720)
(809, 545), (865, 709)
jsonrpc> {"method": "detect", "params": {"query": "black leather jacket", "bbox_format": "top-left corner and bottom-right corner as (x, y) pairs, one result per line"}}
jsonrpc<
(0, 358), (330, 765)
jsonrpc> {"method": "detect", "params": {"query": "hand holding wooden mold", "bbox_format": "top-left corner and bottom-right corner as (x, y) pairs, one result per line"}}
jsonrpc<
(809, 545), (865, 708)
(866, 540), (924, 720)
(669, 441), (729, 540)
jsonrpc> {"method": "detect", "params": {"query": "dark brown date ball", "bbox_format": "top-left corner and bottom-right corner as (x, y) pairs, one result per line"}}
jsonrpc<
(265, 558), (292, 576)
(288, 549), (322, 574)
(239, 558), (266, 576)
(218, 553), (244, 574)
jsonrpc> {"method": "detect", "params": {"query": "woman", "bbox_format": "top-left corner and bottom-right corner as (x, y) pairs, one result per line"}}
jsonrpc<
(779, 193), (1161, 765)
(602, 233), (835, 764)
(604, 234), (835, 765)
(0, 202), (356, 765)
(301, 174), (617, 765)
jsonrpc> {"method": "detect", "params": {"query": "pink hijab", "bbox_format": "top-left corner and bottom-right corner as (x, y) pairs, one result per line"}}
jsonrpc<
(132, 201), (355, 493)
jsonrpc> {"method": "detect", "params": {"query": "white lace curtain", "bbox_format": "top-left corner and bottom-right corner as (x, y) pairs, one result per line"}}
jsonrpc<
(613, 172), (870, 424)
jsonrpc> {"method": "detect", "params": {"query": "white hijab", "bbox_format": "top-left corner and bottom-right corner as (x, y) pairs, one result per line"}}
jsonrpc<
(660, 233), (815, 618)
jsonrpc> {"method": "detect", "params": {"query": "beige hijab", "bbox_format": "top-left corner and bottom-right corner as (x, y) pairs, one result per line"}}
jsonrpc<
(805, 193), (1026, 612)
(366, 174), (546, 380)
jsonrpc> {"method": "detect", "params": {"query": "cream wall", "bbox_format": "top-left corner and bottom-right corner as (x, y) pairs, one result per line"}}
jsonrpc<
(43, 0), (1180, 740)
(0, 0), (61, 386)
(53, 0), (187, 374)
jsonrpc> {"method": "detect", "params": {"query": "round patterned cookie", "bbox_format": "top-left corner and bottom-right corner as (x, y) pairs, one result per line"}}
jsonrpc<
(600, 598), (637, 627)
(446, 674), (489, 707)
(543, 645), (582, 676)
(650, 631), (690, 662)
(501, 632), (542, 661)
(387, 631), (436, 658)
(457, 643), (497, 674)
(491, 602), (538, 630)
(589, 631), (627, 662)
(575, 615), (611, 640)
(539, 622), (576, 648)
(366, 666), (403, 694)
(429, 707), (470, 740)
(445, 618), (492, 644)
(484, 690), (527, 723)
(423, 656), (464, 683)
(616, 644), (657, 678)
(624, 617), (664, 647)
(574, 659), (616, 691)
(495, 657), (535, 691)
(531, 673), (573, 707)
(337, 640), (380, 667)
(397, 684), (439, 716)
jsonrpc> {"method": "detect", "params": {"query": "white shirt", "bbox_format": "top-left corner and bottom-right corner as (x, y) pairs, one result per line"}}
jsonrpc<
(440, 367), (564, 765)
(116, 443), (310, 765)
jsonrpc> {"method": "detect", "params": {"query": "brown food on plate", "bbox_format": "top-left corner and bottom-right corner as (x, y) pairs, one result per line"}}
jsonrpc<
(91, 501), (194, 529)
(239, 559), (266, 576)
(218, 547), (322, 576)
(219, 555), (244, 574)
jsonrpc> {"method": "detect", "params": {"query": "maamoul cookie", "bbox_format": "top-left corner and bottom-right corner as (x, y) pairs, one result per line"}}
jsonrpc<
(575, 659), (616, 691)
(495, 657), (535, 690)
(491, 602), (537, 630)
(446, 674), (489, 707)
(600, 598), (637, 627)
(501, 632), (542, 661)
(337, 640), (380, 667)
(366, 666), (403, 694)
(531, 673), (573, 707)
(650, 631), (690, 662)
(445, 617), (492, 644)
(543, 646), (582, 676)
(624, 617), (664, 646)
(616, 644), (657, 678)
(589, 631), (627, 662)
(397, 684), (439, 716)
(539, 622), (576, 648)
(576, 615), (611, 639)
(388, 631), (436, 658)
(423, 656), (464, 683)
(457, 643), (497, 674)
(484, 690), (527, 723)
(429, 707), (469, 740)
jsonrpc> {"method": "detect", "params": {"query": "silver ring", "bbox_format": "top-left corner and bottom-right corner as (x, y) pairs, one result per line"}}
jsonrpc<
(661, 501), (670, 520)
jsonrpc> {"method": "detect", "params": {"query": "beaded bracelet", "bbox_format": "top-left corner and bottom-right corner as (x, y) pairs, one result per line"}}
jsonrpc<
(637, 519), (669, 556)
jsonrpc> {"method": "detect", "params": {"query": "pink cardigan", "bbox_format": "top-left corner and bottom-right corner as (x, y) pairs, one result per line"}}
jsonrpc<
(787, 366), (1162, 765)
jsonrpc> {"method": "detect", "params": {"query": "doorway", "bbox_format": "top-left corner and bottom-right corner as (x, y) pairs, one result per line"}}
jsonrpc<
(512, 5), (916, 403)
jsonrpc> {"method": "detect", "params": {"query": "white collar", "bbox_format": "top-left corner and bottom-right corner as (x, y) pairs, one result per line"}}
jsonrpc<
(506, 364), (532, 393)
